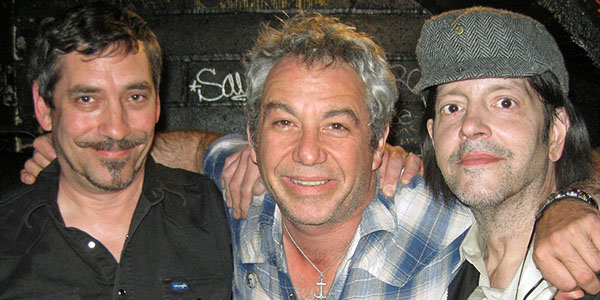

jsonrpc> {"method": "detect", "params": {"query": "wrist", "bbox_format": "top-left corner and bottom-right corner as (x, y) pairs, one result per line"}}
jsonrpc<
(536, 188), (598, 221)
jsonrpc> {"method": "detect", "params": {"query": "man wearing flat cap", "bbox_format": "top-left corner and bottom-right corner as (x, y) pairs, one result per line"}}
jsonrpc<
(417, 6), (600, 299)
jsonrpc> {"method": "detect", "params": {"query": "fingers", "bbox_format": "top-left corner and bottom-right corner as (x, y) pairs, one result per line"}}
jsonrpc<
(225, 149), (249, 218)
(534, 200), (600, 294)
(33, 134), (56, 161)
(555, 289), (585, 300)
(378, 144), (424, 198)
(20, 169), (36, 185)
(20, 134), (56, 185)
(236, 148), (257, 220)
(221, 146), (262, 220)
(400, 153), (421, 184)
(379, 145), (404, 197)
(222, 150), (243, 208)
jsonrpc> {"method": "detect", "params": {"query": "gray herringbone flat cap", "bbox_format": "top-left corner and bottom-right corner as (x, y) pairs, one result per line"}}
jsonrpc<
(414, 6), (568, 96)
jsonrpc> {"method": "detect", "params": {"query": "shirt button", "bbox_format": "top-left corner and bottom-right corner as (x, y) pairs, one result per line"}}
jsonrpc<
(289, 292), (295, 298)
(246, 272), (258, 289)
(87, 241), (96, 249)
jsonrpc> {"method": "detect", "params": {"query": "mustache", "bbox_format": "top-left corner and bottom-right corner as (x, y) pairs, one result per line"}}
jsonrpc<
(75, 136), (148, 151)
(448, 141), (514, 164)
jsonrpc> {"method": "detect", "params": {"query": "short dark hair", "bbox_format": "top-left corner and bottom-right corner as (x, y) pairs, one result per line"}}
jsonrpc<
(29, 1), (162, 108)
(420, 72), (593, 204)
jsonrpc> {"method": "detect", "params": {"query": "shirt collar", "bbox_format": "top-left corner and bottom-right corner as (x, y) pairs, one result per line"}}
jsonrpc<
(460, 223), (556, 300)
(236, 184), (397, 269)
(23, 157), (166, 228)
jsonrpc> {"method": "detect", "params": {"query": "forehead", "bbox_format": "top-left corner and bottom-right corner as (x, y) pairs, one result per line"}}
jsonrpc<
(261, 57), (367, 113)
(436, 77), (537, 101)
(57, 46), (153, 88)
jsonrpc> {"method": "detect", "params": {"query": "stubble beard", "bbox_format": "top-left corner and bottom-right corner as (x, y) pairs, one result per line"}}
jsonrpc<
(55, 135), (148, 191)
(260, 158), (374, 227)
(443, 141), (517, 209)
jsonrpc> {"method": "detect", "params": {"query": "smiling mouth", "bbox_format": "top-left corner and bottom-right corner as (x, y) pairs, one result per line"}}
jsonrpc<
(289, 178), (330, 186)
(95, 148), (132, 159)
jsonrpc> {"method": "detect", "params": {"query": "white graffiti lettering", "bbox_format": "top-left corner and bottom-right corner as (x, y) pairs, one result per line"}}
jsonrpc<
(390, 63), (420, 94)
(189, 68), (246, 102)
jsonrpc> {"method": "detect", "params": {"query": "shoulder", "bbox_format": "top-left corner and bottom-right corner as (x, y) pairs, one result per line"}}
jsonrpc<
(0, 183), (51, 257)
(389, 175), (473, 246)
(392, 176), (471, 220)
(0, 183), (48, 223)
(148, 162), (227, 226)
(153, 161), (217, 188)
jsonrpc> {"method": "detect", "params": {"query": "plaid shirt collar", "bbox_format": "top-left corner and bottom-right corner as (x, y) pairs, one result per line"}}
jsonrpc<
(235, 180), (463, 288)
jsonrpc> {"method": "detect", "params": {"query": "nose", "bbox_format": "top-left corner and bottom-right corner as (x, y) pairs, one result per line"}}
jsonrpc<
(459, 106), (491, 141)
(292, 129), (326, 166)
(98, 100), (130, 140)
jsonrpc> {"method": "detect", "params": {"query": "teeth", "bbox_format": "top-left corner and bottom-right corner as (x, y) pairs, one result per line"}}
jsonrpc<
(289, 178), (329, 186)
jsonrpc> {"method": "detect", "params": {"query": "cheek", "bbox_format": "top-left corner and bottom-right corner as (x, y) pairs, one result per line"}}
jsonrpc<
(327, 140), (369, 168)
(432, 123), (455, 158)
(257, 133), (290, 166)
(52, 111), (97, 138)
(126, 107), (159, 130)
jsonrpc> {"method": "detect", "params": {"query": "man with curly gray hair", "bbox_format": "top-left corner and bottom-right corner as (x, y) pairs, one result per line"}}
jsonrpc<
(203, 13), (473, 299)
(244, 14), (397, 152)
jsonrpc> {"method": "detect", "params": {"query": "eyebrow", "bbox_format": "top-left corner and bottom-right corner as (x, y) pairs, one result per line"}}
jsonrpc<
(324, 108), (360, 126)
(66, 81), (154, 97)
(124, 81), (153, 92)
(67, 85), (102, 97)
(436, 80), (531, 104)
(262, 101), (360, 125)
(263, 101), (293, 117)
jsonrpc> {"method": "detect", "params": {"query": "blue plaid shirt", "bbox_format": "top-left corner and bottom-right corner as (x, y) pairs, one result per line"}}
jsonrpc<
(204, 134), (474, 299)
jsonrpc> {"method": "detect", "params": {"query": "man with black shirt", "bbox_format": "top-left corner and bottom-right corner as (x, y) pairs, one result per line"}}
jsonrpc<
(0, 3), (231, 299)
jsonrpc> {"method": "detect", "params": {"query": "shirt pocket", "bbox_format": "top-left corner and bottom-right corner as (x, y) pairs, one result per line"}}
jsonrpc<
(162, 277), (230, 300)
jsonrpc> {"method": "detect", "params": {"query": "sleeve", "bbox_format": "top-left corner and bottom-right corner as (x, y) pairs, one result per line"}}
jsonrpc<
(202, 133), (249, 190)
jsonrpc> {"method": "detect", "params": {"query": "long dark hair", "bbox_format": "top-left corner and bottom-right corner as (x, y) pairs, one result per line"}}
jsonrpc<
(420, 72), (593, 204)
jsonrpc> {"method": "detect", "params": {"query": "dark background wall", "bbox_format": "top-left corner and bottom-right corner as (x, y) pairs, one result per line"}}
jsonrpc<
(1, 0), (599, 187)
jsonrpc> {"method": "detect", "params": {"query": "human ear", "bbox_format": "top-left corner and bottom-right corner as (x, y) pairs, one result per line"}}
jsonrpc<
(154, 94), (161, 124)
(426, 119), (435, 148)
(246, 124), (258, 164)
(371, 126), (390, 171)
(548, 107), (570, 162)
(33, 81), (53, 131)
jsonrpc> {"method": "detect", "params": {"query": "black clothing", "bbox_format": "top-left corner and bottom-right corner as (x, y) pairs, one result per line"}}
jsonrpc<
(447, 260), (482, 300)
(447, 261), (600, 300)
(0, 158), (232, 300)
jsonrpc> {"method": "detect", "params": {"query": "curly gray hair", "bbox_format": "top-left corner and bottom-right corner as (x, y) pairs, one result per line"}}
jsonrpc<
(245, 13), (398, 150)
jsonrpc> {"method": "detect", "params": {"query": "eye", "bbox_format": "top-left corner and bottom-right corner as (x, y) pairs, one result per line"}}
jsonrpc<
(495, 98), (517, 109)
(76, 95), (94, 104)
(328, 123), (347, 131)
(440, 103), (461, 115)
(273, 120), (294, 127)
(130, 94), (147, 102)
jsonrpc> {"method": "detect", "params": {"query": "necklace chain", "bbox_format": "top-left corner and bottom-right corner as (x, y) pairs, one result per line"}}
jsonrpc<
(283, 222), (352, 278)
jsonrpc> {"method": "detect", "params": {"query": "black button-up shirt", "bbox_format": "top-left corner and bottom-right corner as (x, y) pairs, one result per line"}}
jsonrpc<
(0, 157), (232, 300)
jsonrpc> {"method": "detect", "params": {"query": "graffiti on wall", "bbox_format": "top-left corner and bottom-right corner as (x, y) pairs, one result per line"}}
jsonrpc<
(188, 67), (246, 103)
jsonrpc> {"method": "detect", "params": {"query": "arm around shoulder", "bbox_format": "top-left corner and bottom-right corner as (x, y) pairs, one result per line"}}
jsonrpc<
(151, 130), (221, 174)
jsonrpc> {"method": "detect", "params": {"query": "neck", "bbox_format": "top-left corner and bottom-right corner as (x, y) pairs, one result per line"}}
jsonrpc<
(471, 167), (558, 288)
(56, 166), (145, 261)
(283, 210), (361, 300)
